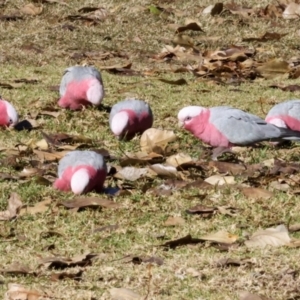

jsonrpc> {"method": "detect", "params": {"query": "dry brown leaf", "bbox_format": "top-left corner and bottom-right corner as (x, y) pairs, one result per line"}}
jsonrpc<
(245, 225), (290, 249)
(166, 153), (192, 167)
(203, 3), (223, 15)
(33, 150), (69, 161)
(172, 34), (194, 47)
(204, 175), (236, 186)
(150, 164), (178, 177)
(175, 19), (204, 33)
(283, 2), (300, 19)
(40, 253), (97, 269)
(35, 139), (49, 150)
(110, 288), (142, 300)
(239, 291), (272, 300)
(257, 58), (290, 79)
(242, 187), (273, 200)
(21, 3), (43, 16)
(120, 151), (163, 167)
(61, 197), (121, 209)
(0, 193), (23, 221)
(0, 263), (34, 276)
(162, 234), (203, 249)
(4, 283), (43, 300)
(20, 198), (52, 216)
(50, 270), (83, 282)
(199, 231), (238, 244)
(164, 216), (185, 226)
(208, 161), (246, 176)
(140, 128), (176, 154)
(115, 167), (148, 181)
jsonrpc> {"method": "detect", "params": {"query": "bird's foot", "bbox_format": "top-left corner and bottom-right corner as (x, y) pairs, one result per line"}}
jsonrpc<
(212, 147), (235, 161)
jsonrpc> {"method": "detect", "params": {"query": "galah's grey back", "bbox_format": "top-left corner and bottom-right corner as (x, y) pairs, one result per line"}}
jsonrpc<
(58, 150), (106, 177)
(59, 66), (103, 97)
(209, 106), (300, 145)
(109, 99), (153, 126)
(266, 99), (300, 119)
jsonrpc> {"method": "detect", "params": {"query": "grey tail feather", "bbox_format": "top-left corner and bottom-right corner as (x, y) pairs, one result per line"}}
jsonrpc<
(280, 127), (300, 141)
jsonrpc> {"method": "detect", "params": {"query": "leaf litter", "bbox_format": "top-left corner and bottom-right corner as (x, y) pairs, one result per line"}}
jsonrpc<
(3, 0), (300, 299)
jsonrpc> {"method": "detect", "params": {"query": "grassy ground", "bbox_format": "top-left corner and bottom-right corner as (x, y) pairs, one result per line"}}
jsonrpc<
(1, 0), (300, 299)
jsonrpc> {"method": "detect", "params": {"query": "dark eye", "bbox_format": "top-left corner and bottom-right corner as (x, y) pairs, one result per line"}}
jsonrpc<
(9, 119), (13, 124)
(185, 116), (192, 121)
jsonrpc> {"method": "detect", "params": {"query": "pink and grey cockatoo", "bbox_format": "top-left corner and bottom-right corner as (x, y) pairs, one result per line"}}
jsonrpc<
(0, 98), (18, 127)
(109, 99), (153, 139)
(178, 105), (300, 159)
(58, 66), (104, 110)
(54, 150), (107, 194)
(265, 100), (300, 131)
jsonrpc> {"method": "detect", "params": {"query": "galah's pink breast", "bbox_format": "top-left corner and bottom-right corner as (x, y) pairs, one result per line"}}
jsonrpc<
(184, 110), (232, 148)
(0, 101), (8, 127)
(58, 80), (94, 110)
(54, 165), (106, 193)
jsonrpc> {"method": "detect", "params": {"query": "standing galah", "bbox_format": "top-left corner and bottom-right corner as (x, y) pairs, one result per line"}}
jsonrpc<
(54, 150), (107, 194)
(265, 99), (300, 131)
(109, 99), (153, 139)
(58, 66), (104, 110)
(178, 105), (300, 159)
(0, 98), (18, 127)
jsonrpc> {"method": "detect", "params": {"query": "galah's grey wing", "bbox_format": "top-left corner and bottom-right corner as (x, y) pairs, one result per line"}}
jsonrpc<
(210, 107), (288, 145)
(59, 68), (74, 97)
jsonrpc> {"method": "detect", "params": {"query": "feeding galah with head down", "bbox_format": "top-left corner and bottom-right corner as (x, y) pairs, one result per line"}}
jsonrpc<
(54, 150), (107, 194)
(265, 99), (300, 131)
(178, 105), (300, 160)
(109, 99), (153, 140)
(58, 66), (104, 110)
(0, 97), (18, 127)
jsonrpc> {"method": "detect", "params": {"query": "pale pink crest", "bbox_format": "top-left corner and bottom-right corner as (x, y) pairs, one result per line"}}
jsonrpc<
(111, 111), (129, 136)
(71, 168), (90, 194)
(86, 78), (104, 105)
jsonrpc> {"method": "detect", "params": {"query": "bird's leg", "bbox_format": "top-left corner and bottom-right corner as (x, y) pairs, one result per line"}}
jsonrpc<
(212, 147), (235, 161)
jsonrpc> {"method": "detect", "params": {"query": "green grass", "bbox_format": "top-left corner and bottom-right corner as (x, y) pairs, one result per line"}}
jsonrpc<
(1, 0), (300, 299)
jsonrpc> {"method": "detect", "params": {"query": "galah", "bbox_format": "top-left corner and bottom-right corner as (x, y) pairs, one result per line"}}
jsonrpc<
(265, 99), (300, 131)
(109, 99), (153, 139)
(178, 105), (300, 159)
(0, 98), (18, 127)
(58, 66), (104, 110)
(54, 150), (107, 194)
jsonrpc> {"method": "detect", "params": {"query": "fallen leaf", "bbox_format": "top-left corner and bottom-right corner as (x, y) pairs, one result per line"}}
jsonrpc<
(215, 258), (253, 268)
(110, 288), (142, 300)
(175, 19), (204, 33)
(61, 197), (121, 209)
(162, 234), (204, 249)
(120, 152), (163, 167)
(283, 2), (300, 19)
(140, 128), (176, 154)
(239, 291), (272, 300)
(186, 204), (216, 218)
(116, 167), (148, 181)
(4, 283), (43, 300)
(0, 263), (35, 276)
(208, 161), (246, 175)
(269, 84), (300, 92)
(20, 198), (52, 215)
(204, 175), (236, 186)
(257, 58), (290, 79)
(164, 216), (185, 226)
(21, 3), (43, 15)
(40, 253), (97, 269)
(33, 150), (69, 161)
(245, 224), (291, 249)
(0, 193), (23, 221)
(199, 231), (238, 244)
(166, 153), (192, 167)
(50, 270), (83, 281)
(242, 187), (273, 200)
(203, 3), (223, 16)
(243, 32), (287, 42)
(150, 164), (178, 177)
(289, 224), (300, 233)
(158, 78), (187, 85)
(172, 34), (194, 47)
